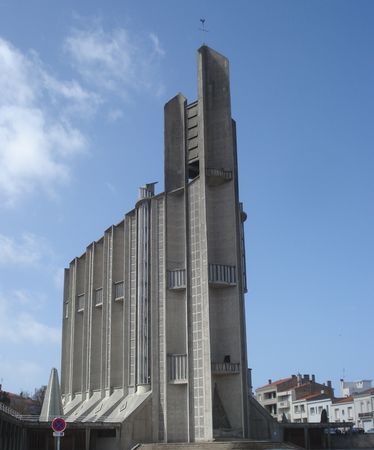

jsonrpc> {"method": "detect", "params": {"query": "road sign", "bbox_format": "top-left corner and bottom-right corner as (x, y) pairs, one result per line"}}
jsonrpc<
(51, 417), (66, 433)
(53, 432), (64, 437)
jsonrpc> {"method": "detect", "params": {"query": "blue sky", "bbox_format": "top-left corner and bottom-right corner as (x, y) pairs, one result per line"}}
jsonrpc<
(0, 0), (373, 397)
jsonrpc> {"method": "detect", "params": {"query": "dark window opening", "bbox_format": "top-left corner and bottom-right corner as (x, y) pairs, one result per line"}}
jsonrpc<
(188, 160), (200, 180)
(97, 429), (117, 438)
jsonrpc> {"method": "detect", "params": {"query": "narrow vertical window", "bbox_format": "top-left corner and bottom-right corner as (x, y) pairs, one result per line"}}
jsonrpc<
(114, 281), (124, 300)
(95, 288), (103, 307)
(64, 301), (69, 319)
(77, 294), (85, 312)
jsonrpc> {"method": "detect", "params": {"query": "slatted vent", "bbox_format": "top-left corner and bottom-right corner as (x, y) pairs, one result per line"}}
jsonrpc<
(208, 264), (236, 286)
(168, 354), (188, 383)
(167, 269), (186, 290)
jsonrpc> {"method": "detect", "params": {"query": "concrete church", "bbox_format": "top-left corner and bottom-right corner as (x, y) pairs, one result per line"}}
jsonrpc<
(60, 46), (250, 447)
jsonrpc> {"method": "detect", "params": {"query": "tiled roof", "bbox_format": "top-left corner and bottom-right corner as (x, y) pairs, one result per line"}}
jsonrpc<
(296, 392), (332, 402)
(354, 387), (374, 396)
(332, 396), (353, 404)
(257, 377), (293, 390)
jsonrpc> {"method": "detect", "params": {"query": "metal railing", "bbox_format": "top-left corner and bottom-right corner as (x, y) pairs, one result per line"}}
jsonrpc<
(0, 403), (119, 423)
(206, 168), (233, 180)
(211, 362), (240, 374)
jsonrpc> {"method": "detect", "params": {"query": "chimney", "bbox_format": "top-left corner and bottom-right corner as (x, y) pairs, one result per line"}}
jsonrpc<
(292, 374), (296, 379)
(327, 380), (332, 388)
(312, 374), (315, 382)
(268, 379), (272, 385)
(304, 374), (310, 382)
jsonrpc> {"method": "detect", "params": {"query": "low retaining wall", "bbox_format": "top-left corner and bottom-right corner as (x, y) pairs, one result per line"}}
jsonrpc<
(330, 434), (374, 449)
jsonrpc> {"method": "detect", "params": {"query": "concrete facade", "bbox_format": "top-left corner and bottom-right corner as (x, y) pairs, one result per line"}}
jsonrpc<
(60, 46), (249, 448)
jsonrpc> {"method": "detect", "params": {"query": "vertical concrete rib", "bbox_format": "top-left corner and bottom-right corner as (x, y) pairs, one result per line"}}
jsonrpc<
(136, 200), (151, 387)
(164, 94), (187, 192)
(68, 260), (77, 398)
(198, 45), (249, 437)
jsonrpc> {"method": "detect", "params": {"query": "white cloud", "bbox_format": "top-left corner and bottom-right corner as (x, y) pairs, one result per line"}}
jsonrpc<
(64, 22), (165, 99)
(53, 267), (65, 290)
(0, 232), (50, 266)
(149, 33), (165, 57)
(0, 291), (60, 344)
(0, 356), (47, 394)
(0, 38), (92, 206)
(107, 108), (124, 122)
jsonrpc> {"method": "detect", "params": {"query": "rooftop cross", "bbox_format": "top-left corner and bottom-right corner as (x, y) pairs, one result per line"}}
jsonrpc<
(199, 18), (209, 44)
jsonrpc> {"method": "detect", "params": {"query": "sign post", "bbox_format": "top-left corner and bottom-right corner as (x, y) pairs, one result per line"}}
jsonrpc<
(51, 417), (66, 450)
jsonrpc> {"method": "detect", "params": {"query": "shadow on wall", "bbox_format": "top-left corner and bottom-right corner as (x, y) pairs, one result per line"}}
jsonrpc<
(248, 395), (282, 441)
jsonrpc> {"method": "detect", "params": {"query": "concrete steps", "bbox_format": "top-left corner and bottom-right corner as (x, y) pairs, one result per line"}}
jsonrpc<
(138, 440), (295, 450)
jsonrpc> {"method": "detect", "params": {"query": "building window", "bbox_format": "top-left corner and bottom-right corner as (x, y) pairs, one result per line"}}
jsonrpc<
(310, 407), (315, 415)
(348, 407), (353, 419)
(114, 281), (124, 300)
(294, 405), (299, 413)
(301, 405), (305, 413)
(335, 409), (339, 420)
(318, 406), (323, 414)
(95, 288), (103, 307)
(77, 294), (85, 312)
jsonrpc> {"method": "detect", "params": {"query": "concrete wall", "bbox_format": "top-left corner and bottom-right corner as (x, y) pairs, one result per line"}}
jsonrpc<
(331, 433), (374, 449)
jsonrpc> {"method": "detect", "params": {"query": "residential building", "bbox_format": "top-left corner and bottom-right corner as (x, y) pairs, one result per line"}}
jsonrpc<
(60, 46), (249, 447)
(330, 396), (355, 424)
(256, 374), (334, 423)
(305, 394), (332, 423)
(353, 388), (374, 431)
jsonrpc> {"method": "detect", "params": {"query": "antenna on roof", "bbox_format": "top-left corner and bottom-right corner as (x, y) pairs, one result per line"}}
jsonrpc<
(199, 18), (209, 44)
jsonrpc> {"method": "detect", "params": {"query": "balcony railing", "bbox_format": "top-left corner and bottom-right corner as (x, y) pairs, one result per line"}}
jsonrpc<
(168, 354), (188, 383)
(208, 264), (236, 287)
(211, 362), (240, 375)
(206, 168), (233, 182)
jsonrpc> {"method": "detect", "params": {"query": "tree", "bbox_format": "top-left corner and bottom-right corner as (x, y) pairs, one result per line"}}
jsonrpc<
(33, 385), (47, 408)
(0, 389), (10, 406)
(321, 408), (329, 423)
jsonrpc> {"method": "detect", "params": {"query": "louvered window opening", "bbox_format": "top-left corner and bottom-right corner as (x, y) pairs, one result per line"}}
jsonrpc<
(168, 354), (188, 382)
(167, 269), (186, 289)
(206, 168), (232, 180)
(77, 294), (85, 312)
(208, 264), (236, 285)
(95, 288), (103, 306)
(114, 281), (124, 300)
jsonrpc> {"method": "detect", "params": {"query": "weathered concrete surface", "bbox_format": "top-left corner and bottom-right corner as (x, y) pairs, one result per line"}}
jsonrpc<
(331, 433), (374, 448)
(139, 440), (296, 450)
